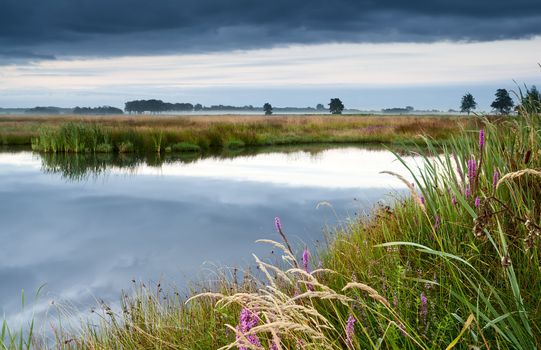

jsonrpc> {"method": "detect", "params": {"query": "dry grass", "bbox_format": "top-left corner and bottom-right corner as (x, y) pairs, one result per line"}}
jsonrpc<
(0, 114), (471, 151)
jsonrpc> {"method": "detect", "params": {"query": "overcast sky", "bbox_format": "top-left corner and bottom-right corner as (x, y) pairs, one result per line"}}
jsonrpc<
(0, 0), (540, 110)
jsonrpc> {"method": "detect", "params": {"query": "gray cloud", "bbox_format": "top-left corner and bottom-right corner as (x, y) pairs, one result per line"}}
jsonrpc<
(0, 0), (540, 61)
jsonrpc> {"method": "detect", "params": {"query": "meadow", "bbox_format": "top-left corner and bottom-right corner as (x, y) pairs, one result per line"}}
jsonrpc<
(3, 110), (540, 349)
(0, 115), (469, 153)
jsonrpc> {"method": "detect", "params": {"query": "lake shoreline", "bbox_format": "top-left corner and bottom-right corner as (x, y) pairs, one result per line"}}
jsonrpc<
(0, 114), (473, 153)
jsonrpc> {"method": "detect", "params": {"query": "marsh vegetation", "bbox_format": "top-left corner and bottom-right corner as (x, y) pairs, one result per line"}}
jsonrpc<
(0, 115), (469, 154)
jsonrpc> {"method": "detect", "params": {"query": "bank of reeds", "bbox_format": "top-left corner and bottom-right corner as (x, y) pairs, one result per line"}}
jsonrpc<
(2, 109), (539, 349)
(2, 115), (468, 154)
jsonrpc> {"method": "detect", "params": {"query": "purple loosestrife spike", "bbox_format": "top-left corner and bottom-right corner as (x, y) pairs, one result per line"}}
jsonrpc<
(467, 158), (477, 183)
(420, 293), (428, 325)
(345, 314), (356, 348)
(302, 247), (314, 291)
(475, 197), (481, 208)
(493, 170), (499, 190)
(479, 129), (485, 150)
(465, 184), (471, 198)
(302, 248), (310, 272)
(433, 216), (441, 230)
(237, 308), (261, 350)
(274, 217), (282, 233)
(420, 196), (425, 205)
(451, 196), (458, 206)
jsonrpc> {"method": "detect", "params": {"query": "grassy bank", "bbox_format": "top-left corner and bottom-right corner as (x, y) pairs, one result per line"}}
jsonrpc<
(3, 110), (540, 349)
(0, 115), (470, 153)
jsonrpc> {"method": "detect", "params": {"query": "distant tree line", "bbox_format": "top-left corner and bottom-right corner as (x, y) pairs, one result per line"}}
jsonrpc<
(124, 99), (333, 114)
(73, 106), (123, 115)
(125, 100), (194, 114)
(381, 106), (414, 114)
(25, 106), (65, 114)
(202, 104), (256, 111)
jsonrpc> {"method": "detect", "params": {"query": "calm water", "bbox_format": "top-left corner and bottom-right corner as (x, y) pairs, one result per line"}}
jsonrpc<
(0, 146), (418, 325)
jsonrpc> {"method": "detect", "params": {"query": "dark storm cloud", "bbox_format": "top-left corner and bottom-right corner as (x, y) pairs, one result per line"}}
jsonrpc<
(0, 0), (540, 61)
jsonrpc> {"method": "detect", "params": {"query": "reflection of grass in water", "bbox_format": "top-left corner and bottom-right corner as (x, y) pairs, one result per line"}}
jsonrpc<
(40, 152), (139, 181)
(38, 143), (400, 181)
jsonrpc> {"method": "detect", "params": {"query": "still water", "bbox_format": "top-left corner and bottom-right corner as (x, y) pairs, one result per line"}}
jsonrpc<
(0, 146), (418, 324)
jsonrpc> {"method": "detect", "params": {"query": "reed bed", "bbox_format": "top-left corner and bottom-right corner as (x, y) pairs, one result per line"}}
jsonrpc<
(2, 108), (539, 349)
(0, 115), (468, 154)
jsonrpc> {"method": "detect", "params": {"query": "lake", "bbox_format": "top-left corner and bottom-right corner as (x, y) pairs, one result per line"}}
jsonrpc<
(0, 145), (418, 326)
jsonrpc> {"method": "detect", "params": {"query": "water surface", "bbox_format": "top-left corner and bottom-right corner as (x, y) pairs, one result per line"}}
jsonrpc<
(0, 146), (418, 324)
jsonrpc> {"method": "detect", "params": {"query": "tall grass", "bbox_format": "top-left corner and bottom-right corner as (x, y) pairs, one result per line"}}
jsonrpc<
(31, 123), (110, 154)
(6, 115), (468, 154)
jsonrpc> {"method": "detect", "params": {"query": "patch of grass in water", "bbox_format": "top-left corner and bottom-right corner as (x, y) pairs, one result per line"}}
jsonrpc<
(172, 142), (201, 153)
(224, 139), (245, 149)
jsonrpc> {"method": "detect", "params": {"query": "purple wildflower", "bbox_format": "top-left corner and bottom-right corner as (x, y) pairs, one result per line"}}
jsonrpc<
(475, 197), (481, 208)
(467, 158), (477, 183)
(479, 129), (485, 150)
(300, 248), (314, 291)
(433, 215), (441, 230)
(345, 314), (356, 348)
(420, 195), (425, 205)
(302, 248), (310, 273)
(465, 184), (471, 198)
(236, 308), (261, 350)
(451, 196), (458, 206)
(274, 217), (282, 233)
(493, 169), (499, 190)
(420, 293), (428, 325)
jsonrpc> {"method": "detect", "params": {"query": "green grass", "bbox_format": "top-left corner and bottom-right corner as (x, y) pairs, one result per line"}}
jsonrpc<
(2, 109), (540, 349)
(172, 141), (201, 153)
(1, 115), (470, 155)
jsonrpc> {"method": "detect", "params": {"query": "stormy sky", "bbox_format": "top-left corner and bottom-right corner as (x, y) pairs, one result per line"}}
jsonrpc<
(0, 0), (540, 110)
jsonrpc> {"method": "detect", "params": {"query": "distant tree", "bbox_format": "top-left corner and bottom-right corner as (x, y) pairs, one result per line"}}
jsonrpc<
(194, 103), (203, 111)
(528, 85), (541, 102)
(460, 93), (477, 115)
(73, 106), (123, 115)
(328, 98), (344, 115)
(263, 103), (273, 115)
(490, 89), (514, 115)
(518, 85), (541, 113)
(316, 103), (325, 111)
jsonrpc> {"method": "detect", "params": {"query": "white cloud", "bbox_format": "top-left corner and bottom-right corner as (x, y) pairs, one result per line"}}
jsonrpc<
(1, 37), (540, 92)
